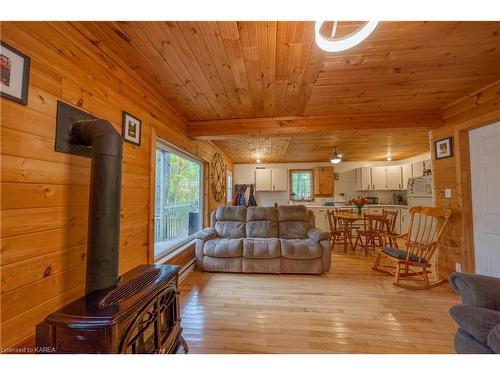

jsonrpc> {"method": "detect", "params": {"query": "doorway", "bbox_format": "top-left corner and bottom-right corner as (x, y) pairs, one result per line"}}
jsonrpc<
(469, 121), (500, 277)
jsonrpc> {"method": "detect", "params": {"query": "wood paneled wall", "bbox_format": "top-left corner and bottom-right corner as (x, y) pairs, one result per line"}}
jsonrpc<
(0, 22), (232, 348)
(431, 80), (500, 278)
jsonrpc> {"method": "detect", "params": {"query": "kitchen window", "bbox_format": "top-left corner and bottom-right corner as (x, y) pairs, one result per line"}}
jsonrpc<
(154, 141), (203, 258)
(290, 170), (314, 201)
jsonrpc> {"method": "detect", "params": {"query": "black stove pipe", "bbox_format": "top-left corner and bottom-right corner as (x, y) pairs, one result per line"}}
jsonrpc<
(70, 119), (123, 294)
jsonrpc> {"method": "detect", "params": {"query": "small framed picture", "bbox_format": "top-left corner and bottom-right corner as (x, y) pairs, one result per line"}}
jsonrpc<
(434, 137), (453, 159)
(1, 41), (31, 105)
(122, 111), (142, 146)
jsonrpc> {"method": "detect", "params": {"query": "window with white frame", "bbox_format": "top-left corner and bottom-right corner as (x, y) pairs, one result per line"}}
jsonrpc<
(154, 141), (203, 258)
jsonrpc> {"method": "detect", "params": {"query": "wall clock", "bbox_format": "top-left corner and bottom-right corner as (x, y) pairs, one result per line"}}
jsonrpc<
(210, 153), (226, 202)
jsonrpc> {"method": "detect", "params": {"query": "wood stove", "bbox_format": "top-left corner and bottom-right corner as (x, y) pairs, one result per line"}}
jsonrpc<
(36, 264), (187, 353)
(36, 103), (188, 353)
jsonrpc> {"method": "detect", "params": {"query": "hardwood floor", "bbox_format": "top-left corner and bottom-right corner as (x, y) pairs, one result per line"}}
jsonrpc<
(179, 251), (460, 354)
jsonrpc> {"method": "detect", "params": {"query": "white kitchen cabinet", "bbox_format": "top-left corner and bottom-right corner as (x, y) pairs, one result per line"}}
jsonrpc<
(402, 163), (413, 189)
(356, 167), (373, 190)
(371, 167), (387, 190)
(255, 168), (287, 191)
(367, 207), (383, 215)
(234, 166), (256, 185)
(423, 159), (432, 174)
(311, 207), (330, 231)
(272, 168), (288, 191)
(399, 208), (410, 235)
(255, 169), (272, 191)
(386, 165), (403, 190)
(412, 161), (424, 177)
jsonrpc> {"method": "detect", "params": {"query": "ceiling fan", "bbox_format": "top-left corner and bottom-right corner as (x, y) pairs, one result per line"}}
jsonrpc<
(330, 147), (343, 164)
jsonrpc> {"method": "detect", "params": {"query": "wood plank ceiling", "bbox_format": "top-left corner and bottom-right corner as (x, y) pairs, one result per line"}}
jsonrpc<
(75, 21), (500, 162)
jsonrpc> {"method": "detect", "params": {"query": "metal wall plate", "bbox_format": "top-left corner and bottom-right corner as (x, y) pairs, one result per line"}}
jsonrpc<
(55, 101), (97, 157)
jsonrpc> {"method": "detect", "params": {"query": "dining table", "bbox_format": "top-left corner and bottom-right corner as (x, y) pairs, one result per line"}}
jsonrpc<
(334, 211), (364, 252)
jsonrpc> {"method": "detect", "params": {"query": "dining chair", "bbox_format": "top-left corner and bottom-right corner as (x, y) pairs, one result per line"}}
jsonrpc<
(382, 209), (399, 248)
(354, 213), (387, 256)
(333, 208), (357, 253)
(372, 206), (452, 289)
(327, 209), (343, 251)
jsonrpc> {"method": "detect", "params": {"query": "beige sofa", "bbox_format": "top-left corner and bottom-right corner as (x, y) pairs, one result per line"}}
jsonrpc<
(194, 205), (331, 274)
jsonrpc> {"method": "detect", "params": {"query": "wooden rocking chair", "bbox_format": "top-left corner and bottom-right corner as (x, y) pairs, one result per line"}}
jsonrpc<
(372, 206), (452, 290)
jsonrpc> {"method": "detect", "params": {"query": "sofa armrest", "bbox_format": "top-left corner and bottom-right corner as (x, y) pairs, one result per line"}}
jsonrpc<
(308, 228), (330, 242)
(449, 305), (500, 344)
(449, 272), (500, 310)
(487, 323), (500, 353)
(195, 227), (218, 241)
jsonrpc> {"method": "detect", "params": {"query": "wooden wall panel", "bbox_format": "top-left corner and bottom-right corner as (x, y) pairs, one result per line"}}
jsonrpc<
(431, 80), (500, 278)
(0, 21), (233, 348)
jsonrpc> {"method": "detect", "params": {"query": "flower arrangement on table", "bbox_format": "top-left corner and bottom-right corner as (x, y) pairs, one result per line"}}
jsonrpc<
(350, 196), (368, 215)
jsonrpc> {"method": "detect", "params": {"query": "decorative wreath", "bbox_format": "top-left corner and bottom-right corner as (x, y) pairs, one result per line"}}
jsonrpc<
(210, 153), (226, 202)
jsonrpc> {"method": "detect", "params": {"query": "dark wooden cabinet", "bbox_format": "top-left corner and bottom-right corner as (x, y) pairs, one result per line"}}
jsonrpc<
(36, 265), (187, 354)
(314, 166), (334, 196)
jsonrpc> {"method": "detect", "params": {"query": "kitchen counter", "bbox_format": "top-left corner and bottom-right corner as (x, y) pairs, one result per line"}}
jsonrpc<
(302, 204), (409, 209)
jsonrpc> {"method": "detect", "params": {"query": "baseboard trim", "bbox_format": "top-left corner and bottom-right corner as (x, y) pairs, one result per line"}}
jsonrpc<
(178, 257), (196, 284)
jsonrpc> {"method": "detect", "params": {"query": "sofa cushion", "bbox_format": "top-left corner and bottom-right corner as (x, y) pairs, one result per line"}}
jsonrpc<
(280, 238), (322, 260)
(216, 206), (247, 221)
(278, 205), (312, 239)
(246, 207), (278, 238)
(214, 206), (247, 238)
(215, 221), (246, 238)
(203, 238), (243, 258)
(449, 305), (500, 343)
(203, 256), (242, 272)
(243, 238), (280, 259)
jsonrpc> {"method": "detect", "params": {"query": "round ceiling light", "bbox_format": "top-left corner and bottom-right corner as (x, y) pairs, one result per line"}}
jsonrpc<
(315, 21), (379, 52)
(330, 156), (342, 164)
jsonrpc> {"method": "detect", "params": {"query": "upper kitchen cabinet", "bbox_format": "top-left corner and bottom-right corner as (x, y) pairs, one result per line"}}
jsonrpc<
(255, 168), (288, 191)
(401, 163), (413, 189)
(386, 165), (403, 190)
(412, 161), (424, 177)
(356, 165), (409, 191)
(356, 167), (373, 191)
(423, 159), (432, 174)
(314, 166), (334, 196)
(255, 169), (272, 191)
(371, 167), (387, 190)
(272, 168), (288, 191)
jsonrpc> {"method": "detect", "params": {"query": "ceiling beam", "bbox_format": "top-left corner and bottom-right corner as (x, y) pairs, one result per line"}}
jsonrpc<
(187, 111), (443, 140)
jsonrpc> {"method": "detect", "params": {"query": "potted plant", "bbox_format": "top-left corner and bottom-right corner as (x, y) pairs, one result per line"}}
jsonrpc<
(351, 196), (368, 216)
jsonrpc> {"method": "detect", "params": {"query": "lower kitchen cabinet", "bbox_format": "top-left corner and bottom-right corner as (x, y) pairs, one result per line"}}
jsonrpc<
(399, 208), (410, 235)
(310, 207), (330, 231)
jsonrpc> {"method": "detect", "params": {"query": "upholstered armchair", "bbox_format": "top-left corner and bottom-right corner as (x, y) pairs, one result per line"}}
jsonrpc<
(449, 272), (500, 354)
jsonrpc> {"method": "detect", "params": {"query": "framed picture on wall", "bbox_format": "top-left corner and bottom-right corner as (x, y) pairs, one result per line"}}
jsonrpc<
(1, 41), (31, 105)
(122, 111), (142, 146)
(434, 137), (453, 159)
